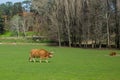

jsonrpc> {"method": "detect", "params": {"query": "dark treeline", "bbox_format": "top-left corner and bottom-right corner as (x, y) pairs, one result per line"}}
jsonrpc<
(0, 0), (120, 48)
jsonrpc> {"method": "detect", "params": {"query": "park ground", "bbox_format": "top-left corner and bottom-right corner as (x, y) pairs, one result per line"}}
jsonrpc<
(0, 44), (120, 80)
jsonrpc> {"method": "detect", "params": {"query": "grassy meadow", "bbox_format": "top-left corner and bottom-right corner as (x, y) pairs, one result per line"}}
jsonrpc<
(0, 44), (120, 80)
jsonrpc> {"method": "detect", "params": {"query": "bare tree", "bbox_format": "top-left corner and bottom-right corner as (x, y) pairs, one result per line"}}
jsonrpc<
(11, 15), (21, 37)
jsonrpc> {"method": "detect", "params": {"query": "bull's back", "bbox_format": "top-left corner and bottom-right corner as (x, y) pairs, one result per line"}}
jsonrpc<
(38, 49), (48, 58)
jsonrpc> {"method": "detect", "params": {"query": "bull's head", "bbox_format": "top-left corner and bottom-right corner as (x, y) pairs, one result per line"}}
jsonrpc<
(48, 51), (54, 58)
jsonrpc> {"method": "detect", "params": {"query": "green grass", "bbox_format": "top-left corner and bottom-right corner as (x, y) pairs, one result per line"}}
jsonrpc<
(0, 44), (120, 80)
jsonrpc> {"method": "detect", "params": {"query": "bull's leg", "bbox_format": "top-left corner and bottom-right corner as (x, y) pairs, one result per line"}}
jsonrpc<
(29, 59), (32, 62)
(45, 60), (48, 63)
(40, 58), (42, 63)
(40, 60), (42, 63)
(29, 57), (33, 62)
(33, 58), (36, 62)
(29, 56), (35, 62)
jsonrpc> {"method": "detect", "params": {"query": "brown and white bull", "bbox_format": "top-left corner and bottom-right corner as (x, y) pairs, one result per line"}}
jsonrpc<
(29, 49), (53, 63)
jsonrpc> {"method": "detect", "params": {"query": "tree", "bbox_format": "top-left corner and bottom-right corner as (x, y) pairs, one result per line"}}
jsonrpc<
(114, 0), (120, 48)
(22, 0), (31, 12)
(13, 2), (23, 15)
(11, 15), (21, 37)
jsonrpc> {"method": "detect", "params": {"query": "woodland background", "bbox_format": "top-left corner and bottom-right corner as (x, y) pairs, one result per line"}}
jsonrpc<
(0, 0), (120, 48)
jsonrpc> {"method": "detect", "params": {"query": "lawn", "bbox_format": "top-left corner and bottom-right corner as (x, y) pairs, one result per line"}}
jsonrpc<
(0, 44), (120, 80)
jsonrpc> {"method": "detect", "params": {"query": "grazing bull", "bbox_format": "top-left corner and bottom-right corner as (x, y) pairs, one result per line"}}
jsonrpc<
(109, 52), (116, 56)
(29, 49), (53, 63)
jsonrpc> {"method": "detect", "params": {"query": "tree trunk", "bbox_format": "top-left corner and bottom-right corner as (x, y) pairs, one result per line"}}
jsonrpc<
(106, 13), (110, 48)
(115, 0), (120, 48)
(106, 0), (110, 48)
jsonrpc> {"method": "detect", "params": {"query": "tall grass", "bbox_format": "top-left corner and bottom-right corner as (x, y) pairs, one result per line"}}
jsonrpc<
(0, 44), (119, 80)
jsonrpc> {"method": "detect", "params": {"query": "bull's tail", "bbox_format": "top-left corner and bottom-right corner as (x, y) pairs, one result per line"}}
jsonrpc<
(29, 51), (32, 62)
